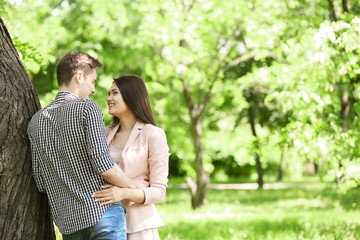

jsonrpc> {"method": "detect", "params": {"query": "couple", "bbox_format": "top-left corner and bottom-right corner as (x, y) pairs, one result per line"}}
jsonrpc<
(27, 51), (170, 240)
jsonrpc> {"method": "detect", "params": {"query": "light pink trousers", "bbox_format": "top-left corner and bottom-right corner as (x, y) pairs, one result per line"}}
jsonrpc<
(128, 228), (160, 240)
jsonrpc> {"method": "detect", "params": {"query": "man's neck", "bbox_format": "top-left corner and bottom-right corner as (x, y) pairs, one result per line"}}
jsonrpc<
(58, 85), (79, 98)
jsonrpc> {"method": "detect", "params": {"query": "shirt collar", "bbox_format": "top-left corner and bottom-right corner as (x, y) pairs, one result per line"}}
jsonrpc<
(46, 91), (80, 107)
(55, 91), (79, 102)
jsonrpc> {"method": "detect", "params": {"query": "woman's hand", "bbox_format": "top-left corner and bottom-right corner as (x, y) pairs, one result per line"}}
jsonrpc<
(92, 184), (128, 206)
(133, 175), (150, 188)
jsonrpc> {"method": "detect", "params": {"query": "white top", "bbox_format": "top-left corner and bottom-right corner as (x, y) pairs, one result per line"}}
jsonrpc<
(109, 144), (122, 165)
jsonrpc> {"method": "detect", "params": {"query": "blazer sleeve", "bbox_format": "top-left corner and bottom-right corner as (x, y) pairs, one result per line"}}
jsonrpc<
(142, 127), (170, 204)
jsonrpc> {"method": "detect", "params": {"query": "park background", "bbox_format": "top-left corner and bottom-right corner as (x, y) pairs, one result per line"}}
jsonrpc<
(2, 0), (360, 239)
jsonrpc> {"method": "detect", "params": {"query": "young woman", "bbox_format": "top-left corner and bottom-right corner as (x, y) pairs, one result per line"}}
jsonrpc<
(92, 75), (170, 240)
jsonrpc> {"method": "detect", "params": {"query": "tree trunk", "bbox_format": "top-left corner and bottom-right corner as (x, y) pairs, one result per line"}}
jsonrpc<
(341, 90), (350, 132)
(277, 144), (286, 182)
(181, 76), (209, 209)
(186, 115), (209, 209)
(247, 101), (264, 188)
(0, 18), (55, 240)
(342, 0), (349, 13)
(314, 162), (319, 174)
(327, 0), (338, 21)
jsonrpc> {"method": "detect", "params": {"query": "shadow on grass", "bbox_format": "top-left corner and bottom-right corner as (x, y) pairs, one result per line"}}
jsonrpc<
(165, 187), (329, 206)
(165, 187), (360, 211)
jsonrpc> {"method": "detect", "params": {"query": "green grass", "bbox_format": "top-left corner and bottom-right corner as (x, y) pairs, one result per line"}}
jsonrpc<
(157, 185), (360, 240)
(56, 182), (360, 240)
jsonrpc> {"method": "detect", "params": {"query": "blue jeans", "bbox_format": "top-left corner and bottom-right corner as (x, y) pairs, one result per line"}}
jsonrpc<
(63, 205), (126, 240)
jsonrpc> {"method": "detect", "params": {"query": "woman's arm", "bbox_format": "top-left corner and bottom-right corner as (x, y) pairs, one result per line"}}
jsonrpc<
(142, 127), (170, 204)
(92, 184), (145, 205)
(93, 126), (170, 205)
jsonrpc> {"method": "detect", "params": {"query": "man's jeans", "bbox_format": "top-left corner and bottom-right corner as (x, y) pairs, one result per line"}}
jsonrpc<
(63, 205), (126, 240)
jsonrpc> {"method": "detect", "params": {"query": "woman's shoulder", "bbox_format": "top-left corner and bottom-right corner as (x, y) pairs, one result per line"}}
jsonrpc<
(142, 124), (169, 151)
(142, 123), (164, 132)
(142, 123), (167, 138)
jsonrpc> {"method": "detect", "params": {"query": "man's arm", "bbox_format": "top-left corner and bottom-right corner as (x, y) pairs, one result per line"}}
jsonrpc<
(27, 131), (46, 193)
(84, 101), (140, 188)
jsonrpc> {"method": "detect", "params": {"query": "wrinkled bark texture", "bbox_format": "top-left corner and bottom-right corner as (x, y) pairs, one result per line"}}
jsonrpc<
(0, 17), (55, 240)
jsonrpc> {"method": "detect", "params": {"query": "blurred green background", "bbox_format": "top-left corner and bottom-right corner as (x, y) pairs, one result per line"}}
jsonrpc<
(3, 0), (360, 239)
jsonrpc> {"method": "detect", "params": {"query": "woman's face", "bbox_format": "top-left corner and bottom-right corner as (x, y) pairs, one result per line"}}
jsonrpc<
(106, 83), (130, 117)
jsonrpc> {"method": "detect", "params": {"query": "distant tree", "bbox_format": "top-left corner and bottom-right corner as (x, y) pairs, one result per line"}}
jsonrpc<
(0, 17), (55, 240)
(133, 0), (256, 208)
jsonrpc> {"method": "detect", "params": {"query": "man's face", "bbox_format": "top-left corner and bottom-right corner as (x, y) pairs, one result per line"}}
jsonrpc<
(79, 69), (97, 99)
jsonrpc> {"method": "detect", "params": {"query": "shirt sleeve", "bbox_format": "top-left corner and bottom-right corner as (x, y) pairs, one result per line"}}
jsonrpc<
(27, 131), (46, 193)
(143, 127), (170, 205)
(83, 101), (114, 173)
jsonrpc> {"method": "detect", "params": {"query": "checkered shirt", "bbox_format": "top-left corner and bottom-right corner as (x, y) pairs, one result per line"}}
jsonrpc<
(27, 91), (116, 234)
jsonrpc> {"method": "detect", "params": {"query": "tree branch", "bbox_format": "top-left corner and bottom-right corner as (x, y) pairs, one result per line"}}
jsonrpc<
(219, 25), (244, 63)
(327, 0), (337, 21)
(196, 23), (244, 113)
(224, 52), (256, 71)
(224, 50), (278, 71)
(180, 0), (196, 13)
(149, 43), (198, 115)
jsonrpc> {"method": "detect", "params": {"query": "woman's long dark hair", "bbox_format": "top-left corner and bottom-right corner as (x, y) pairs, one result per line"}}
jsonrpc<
(112, 75), (156, 126)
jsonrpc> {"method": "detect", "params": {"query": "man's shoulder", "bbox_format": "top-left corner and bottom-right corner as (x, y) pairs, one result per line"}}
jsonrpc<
(27, 108), (45, 133)
(28, 107), (46, 123)
(66, 98), (99, 108)
(28, 99), (100, 122)
(79, 100), (103, 115)
(57, 99), (101, 115)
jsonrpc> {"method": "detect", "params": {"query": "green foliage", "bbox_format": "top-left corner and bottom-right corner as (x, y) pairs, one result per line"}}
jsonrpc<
(5, 0), (360, 195)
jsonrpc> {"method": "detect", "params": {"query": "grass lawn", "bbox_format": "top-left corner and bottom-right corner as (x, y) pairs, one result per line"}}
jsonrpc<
(56, 182), (360, 239)
(157, 184), (360, 240)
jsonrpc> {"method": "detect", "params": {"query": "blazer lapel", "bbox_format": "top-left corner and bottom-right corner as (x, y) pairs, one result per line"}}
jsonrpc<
(122, 120), (144, 154)
(106, 124), (120, 146)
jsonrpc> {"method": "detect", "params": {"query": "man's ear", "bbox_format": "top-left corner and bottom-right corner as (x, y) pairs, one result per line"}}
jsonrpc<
(74, 71), (83, 84)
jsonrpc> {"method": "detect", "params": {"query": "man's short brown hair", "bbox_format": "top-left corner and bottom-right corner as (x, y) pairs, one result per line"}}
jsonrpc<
(56, 51), (103, 86)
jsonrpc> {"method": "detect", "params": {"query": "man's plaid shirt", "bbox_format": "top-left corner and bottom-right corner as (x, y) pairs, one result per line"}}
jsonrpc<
(27, 91), (116, 234)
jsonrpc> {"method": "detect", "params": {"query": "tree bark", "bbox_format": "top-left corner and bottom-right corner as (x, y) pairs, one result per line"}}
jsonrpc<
(0, 18), (55, 240)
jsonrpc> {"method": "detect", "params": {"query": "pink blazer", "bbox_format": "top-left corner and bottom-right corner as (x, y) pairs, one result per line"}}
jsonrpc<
(106, 121), (170, 233)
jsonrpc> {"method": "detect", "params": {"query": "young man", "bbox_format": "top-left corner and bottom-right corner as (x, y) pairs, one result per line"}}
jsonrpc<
(27, 51), (137, 240)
